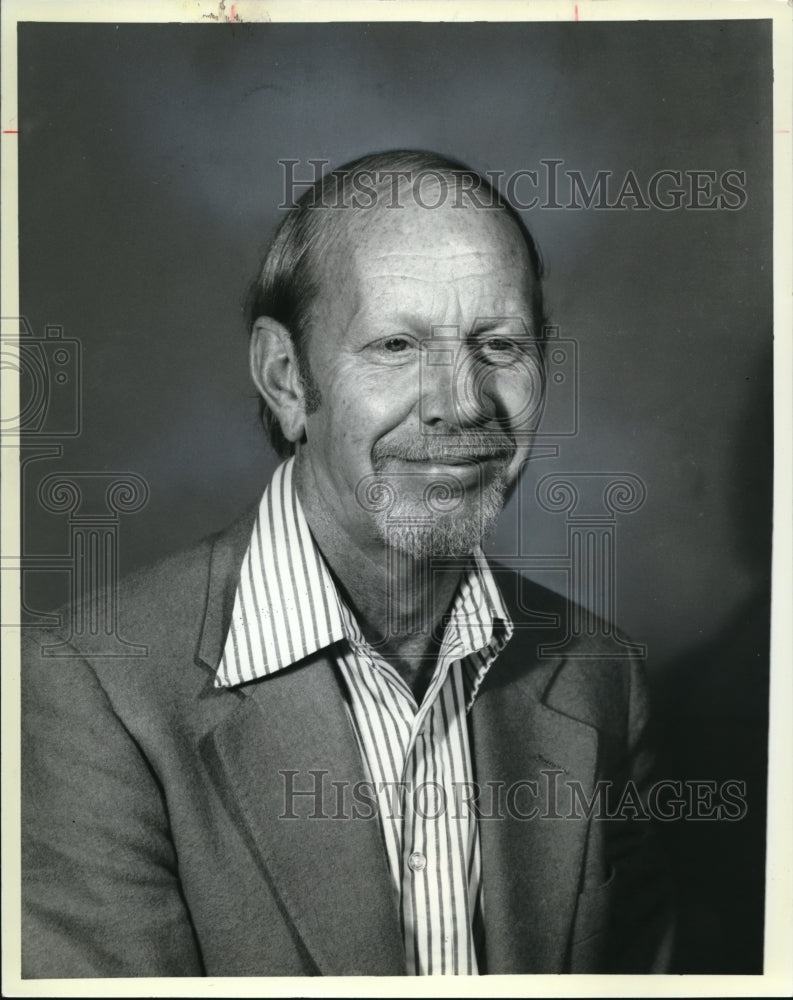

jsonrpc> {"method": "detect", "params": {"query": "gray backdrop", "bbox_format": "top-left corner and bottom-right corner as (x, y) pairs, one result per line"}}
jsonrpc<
(17, 19), (773, 974)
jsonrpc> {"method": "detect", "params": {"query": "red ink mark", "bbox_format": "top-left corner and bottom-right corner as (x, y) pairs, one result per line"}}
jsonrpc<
(231, 3), (236, 19)
(574, 4), (579, 20)
(3, 130), (19, 134)
(774, 129), (790, 134)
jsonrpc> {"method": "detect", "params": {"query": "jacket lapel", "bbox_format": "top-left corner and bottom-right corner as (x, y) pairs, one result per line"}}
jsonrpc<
(470, 629), (599, 974)
(196, 505), (258, 674)
(196, 513), (406, 976)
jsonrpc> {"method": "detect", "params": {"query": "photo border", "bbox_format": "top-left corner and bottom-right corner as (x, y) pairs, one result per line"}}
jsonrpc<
(2, 2), (790, 996)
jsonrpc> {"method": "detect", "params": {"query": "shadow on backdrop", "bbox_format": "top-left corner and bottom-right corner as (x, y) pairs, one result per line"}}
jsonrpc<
(650, 345), (772, 974)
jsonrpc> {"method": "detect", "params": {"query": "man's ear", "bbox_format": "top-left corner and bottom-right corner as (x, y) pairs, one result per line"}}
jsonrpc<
(249, 317), (307, 444)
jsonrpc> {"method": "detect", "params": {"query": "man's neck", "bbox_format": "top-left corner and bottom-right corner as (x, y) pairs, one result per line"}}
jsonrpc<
(328, 550), (464, 702)
(294, 463), (468, 701)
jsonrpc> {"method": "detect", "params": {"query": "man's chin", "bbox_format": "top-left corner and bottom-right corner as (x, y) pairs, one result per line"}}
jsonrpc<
(370, 474), (508, 560)
(381, 517), (491, 559)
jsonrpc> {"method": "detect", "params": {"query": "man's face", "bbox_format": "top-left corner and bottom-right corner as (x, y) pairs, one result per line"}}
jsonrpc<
(294, 198), (544, 559)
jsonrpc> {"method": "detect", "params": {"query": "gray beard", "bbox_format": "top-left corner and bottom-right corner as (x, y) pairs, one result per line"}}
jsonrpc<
(369, 466), (509, 559)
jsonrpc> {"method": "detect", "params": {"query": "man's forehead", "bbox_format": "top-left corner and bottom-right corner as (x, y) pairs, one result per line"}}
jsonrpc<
(356, 247), (523, 281)
(342, 203), (531, 284)
(351, 253), (533, 317)
(325, 258), (533, 340)
(310, 200), (535, 330)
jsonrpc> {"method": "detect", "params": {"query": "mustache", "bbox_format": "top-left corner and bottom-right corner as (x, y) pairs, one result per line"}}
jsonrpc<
(373, 433), (516, 464)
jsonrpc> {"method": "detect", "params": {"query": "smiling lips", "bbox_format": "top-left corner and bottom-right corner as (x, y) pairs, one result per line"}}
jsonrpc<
(374, 453), (513, 491)
(403, 455), (508, 467)
(374, 435), (515, 464)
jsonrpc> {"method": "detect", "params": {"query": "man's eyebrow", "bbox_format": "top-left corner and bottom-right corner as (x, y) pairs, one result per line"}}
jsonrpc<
(419, 319), (533, 337)
(470, 320), (511, 335)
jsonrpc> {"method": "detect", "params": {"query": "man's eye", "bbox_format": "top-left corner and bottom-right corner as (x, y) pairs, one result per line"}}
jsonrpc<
(478, 338), (521, 362)
(383, 337), (411, 353)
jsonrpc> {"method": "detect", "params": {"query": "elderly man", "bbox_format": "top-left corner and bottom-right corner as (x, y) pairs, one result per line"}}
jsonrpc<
(22, 150), (673, 977)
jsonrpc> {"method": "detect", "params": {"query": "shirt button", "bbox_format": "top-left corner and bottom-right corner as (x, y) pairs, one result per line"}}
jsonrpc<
(408, 851), (427, 872)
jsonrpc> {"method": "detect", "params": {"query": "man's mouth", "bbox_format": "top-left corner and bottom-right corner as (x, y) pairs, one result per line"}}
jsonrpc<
(372, 452), (514, 492)
(400, 454), (509, 466)
(374, 437), (515, 467)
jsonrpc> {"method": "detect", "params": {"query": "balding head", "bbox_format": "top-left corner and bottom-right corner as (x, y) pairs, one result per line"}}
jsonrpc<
(247, 150), (547, 456)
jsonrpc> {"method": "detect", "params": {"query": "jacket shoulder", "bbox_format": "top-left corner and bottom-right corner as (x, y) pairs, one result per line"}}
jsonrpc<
(22, 505), (257, 698)
(489, 562), (646, 737)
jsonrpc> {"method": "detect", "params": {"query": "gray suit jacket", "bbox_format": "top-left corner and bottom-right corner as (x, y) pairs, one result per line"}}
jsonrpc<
(22, 508), (674, 977)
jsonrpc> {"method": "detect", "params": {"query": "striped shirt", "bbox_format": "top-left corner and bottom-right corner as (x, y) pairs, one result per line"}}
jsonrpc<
(217, 458), (513, 974)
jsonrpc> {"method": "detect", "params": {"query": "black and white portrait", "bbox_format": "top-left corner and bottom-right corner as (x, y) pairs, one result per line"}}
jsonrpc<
(2, 2), (788, 993)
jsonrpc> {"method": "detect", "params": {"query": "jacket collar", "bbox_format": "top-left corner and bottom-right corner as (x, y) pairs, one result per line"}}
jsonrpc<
(196, 503), (258, 674)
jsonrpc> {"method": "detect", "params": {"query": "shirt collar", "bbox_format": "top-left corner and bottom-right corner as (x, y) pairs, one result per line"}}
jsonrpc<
(216, 458), (345, 687)
(216, 457), (512, 689)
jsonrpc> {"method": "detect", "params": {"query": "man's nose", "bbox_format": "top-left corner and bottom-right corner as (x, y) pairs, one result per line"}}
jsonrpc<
(418, 337), (496, 429)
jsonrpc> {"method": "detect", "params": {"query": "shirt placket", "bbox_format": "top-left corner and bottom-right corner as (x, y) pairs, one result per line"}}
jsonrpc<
(399, 643), (480, 975)
(339, 584), (501, 976)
